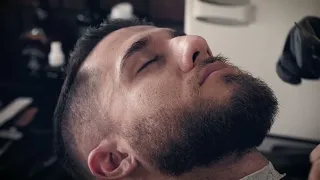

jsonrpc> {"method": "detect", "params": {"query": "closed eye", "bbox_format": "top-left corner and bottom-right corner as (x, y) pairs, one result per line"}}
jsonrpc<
(137, 56), (159, 73)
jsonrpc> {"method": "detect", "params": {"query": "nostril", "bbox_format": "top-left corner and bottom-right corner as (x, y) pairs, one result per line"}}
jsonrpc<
(192, 51), (200, 63)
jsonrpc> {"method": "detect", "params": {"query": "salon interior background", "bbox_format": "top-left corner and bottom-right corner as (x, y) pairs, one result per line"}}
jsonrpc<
(0, 0), (319, 179)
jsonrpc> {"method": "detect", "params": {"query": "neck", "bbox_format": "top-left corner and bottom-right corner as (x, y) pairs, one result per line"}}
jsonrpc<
(143, 149), (269, 180)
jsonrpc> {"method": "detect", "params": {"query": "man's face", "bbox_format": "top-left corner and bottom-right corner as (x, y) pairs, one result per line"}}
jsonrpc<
(85, 26), (278, 175)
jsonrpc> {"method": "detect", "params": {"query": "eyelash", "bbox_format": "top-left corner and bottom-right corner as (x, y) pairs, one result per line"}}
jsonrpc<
(137, 56), (159, 73)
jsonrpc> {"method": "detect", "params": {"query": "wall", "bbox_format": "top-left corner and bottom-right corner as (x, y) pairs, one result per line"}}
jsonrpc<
(185, 0), (320, 141)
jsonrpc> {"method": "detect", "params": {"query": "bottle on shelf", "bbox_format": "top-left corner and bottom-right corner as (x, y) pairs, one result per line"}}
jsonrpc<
(48, 41), (65, 68)
(20, 0), (51, 78)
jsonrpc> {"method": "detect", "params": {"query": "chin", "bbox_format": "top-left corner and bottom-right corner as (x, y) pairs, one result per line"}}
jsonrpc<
(200, 80), (239, 102)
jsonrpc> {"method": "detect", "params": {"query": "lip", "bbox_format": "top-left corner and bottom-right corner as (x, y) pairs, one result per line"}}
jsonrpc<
(200, 61), (230, 85)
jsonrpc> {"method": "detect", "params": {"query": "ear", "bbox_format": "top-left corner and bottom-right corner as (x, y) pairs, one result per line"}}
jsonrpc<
(88, 140), (138, 179)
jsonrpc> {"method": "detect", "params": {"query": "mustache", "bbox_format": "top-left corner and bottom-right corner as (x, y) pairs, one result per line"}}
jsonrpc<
(199, 54), (229, 68)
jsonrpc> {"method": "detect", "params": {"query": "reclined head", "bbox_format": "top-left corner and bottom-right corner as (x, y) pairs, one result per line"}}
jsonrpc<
(54, 19), (278, 180)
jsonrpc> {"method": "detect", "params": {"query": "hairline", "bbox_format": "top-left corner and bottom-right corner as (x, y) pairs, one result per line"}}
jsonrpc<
(54, 19), (154, 179)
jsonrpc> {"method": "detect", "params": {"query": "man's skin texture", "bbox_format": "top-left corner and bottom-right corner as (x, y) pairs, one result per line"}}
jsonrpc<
(54, 20), (286, 180)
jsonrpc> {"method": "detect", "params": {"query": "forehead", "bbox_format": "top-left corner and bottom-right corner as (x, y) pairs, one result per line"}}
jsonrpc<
(83, 25), (156, 69)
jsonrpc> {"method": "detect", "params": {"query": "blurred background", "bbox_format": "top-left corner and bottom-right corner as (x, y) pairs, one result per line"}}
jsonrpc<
(0, 0), (319, 179)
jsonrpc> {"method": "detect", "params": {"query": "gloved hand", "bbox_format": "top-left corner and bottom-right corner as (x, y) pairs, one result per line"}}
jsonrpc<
(277, 16), (320, 85)
(309, 144), (320, 180)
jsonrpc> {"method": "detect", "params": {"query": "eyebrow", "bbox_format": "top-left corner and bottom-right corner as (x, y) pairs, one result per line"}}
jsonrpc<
(119, 29), (186, 74)
(120, 36), (151, 74)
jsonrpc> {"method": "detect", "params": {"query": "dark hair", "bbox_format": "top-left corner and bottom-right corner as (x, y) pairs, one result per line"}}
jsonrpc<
(53, 19), (153, 179)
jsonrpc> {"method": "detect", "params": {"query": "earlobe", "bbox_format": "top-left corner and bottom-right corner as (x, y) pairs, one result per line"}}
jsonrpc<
(88, 142), (138, 179)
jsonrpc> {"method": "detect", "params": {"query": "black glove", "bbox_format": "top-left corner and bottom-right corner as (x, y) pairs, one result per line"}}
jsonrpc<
(276, 16), (320, 85)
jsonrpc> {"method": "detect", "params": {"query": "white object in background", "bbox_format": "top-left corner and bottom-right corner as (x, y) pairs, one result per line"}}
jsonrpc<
(0, 97), (33, 127)
(194, 0), (254, 26)
(0, 127), (23, 140)
(48, 41), (65, 67)
(110, 2), (135, 20)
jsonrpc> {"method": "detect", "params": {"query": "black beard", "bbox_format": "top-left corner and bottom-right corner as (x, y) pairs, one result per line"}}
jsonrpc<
(127, 72), (278, 176)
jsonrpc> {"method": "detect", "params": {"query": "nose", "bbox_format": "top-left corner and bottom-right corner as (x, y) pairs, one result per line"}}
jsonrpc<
(172, 35), (211, 72)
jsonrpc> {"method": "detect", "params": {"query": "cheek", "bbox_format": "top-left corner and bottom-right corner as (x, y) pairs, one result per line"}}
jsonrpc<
(128, 75), (183, 117)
